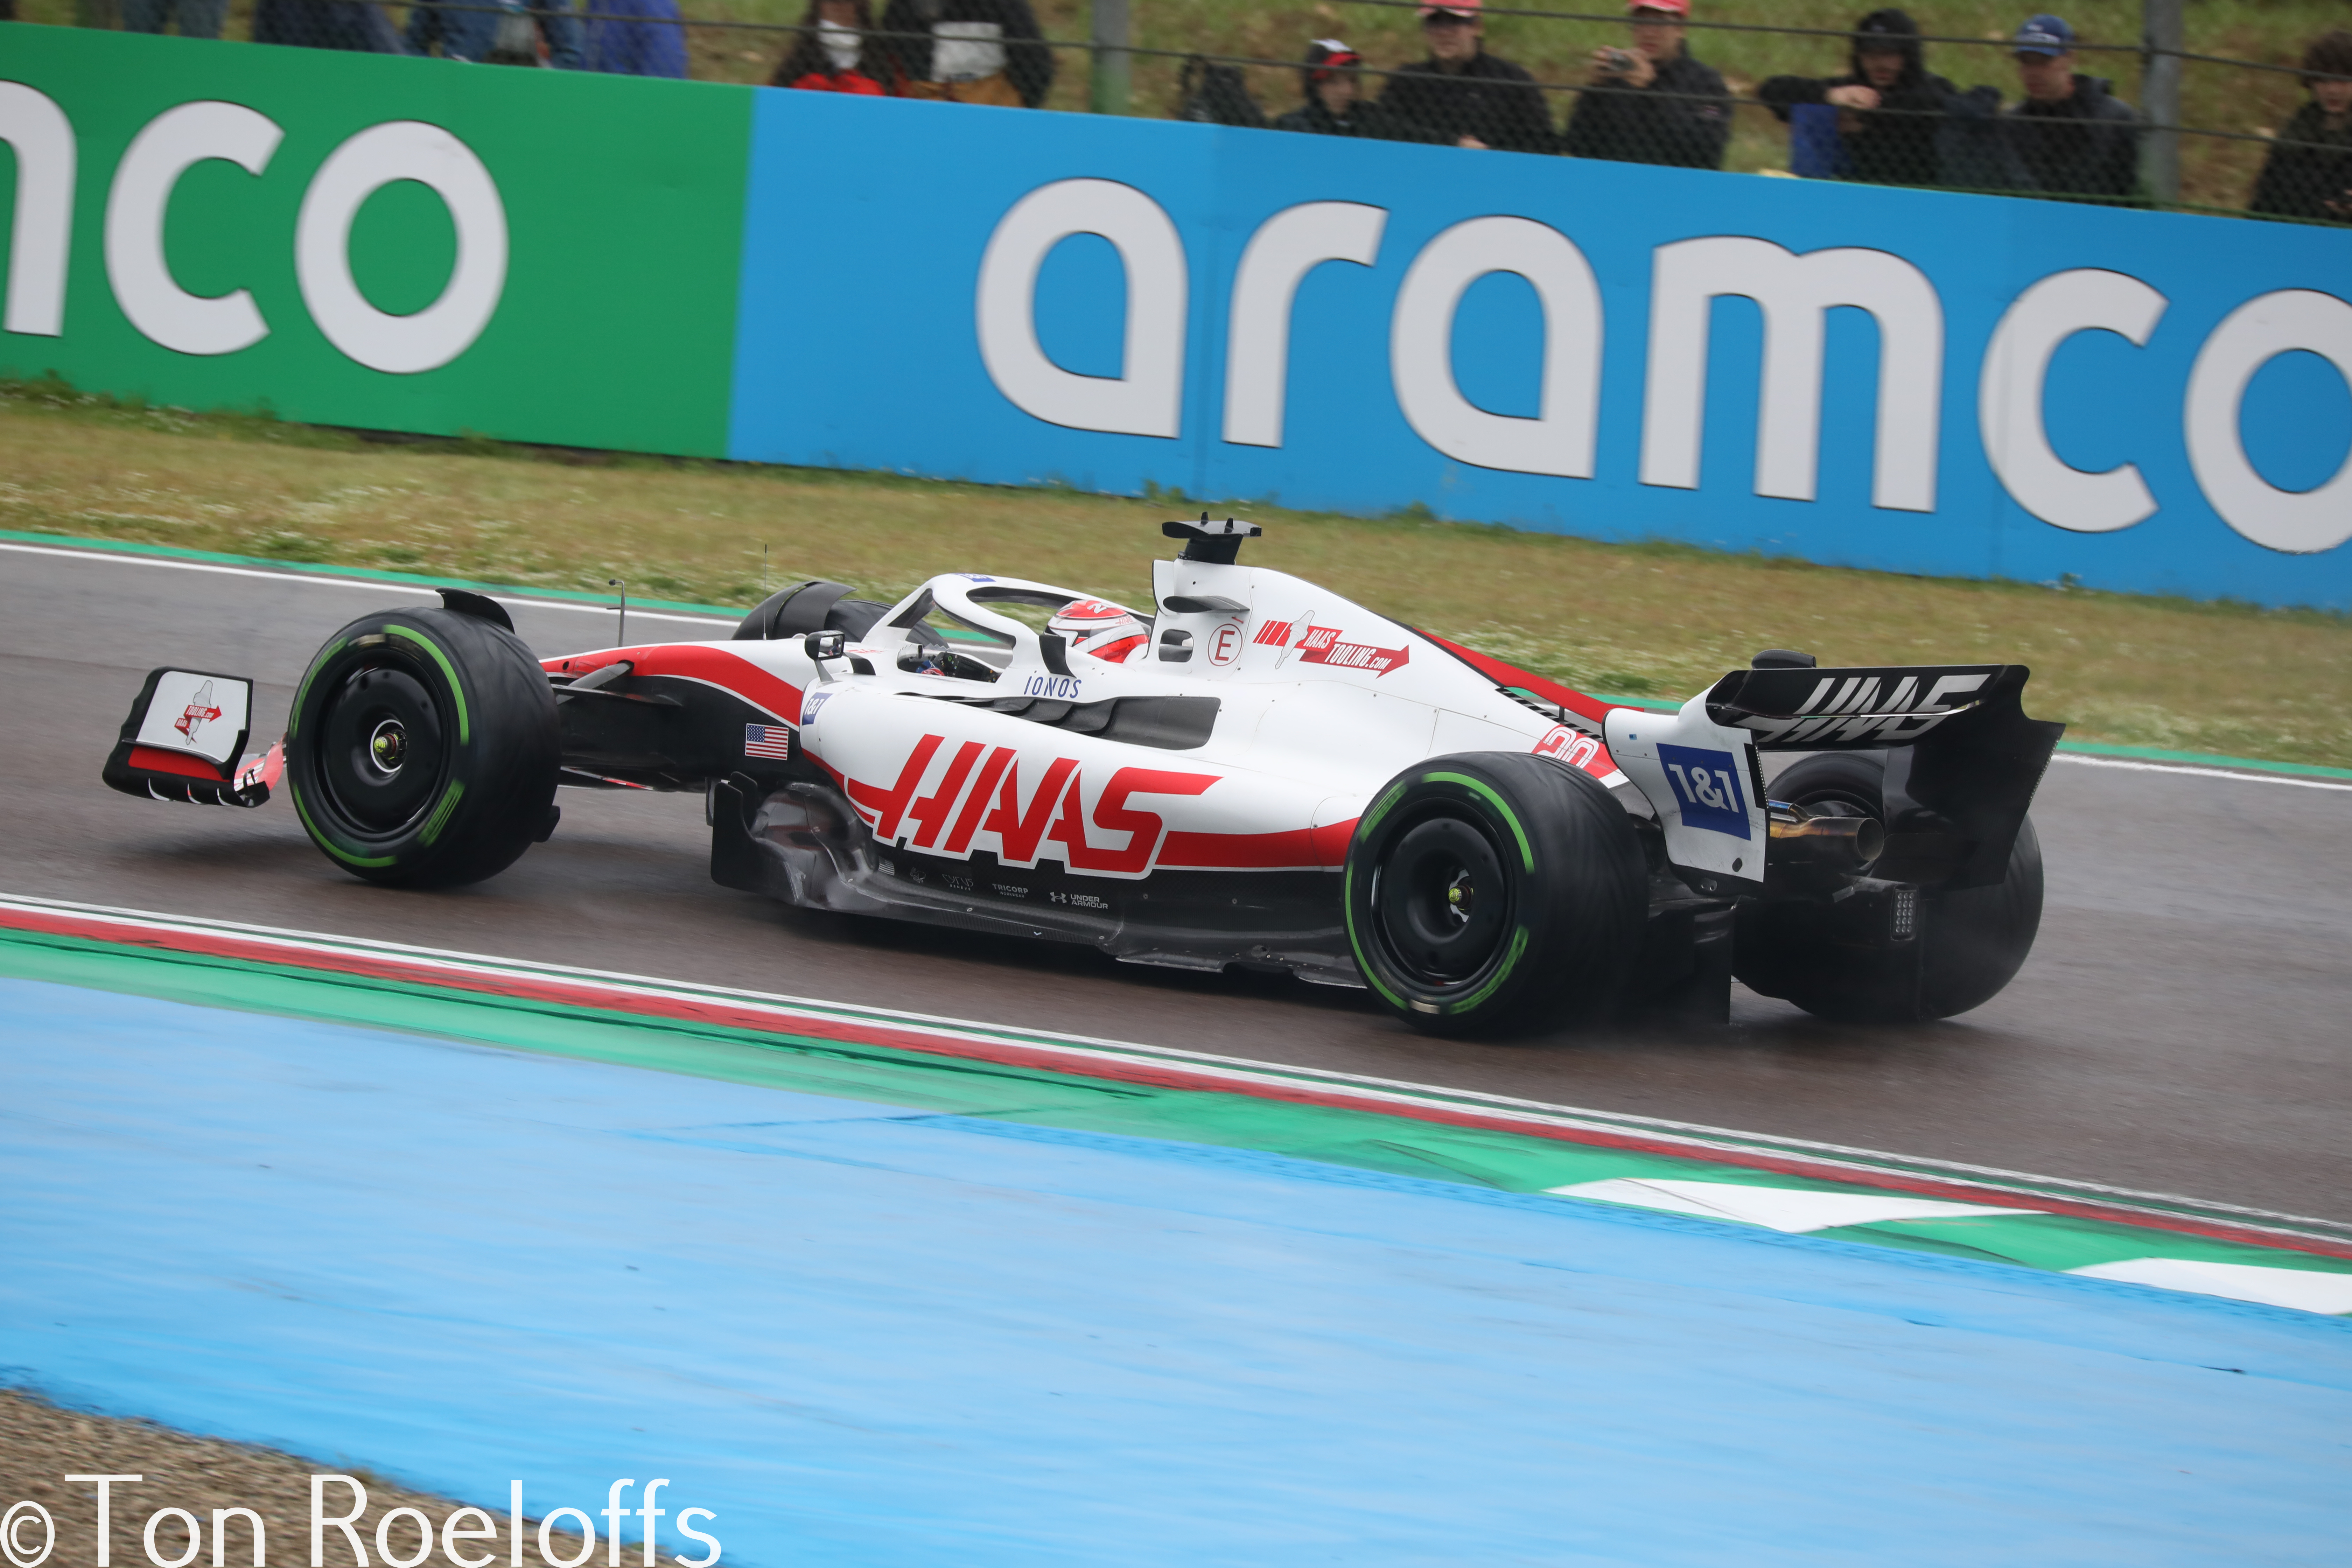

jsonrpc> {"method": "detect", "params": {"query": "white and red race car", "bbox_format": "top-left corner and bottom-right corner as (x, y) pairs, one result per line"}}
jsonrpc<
(104, 518), (2063, 1035)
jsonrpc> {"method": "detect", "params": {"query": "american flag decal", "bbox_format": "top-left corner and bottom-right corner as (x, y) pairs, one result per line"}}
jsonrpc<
(743, 723), (793, 760)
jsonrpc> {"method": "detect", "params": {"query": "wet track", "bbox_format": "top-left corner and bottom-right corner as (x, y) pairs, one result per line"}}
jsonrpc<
(6, 541), (2348, 1220)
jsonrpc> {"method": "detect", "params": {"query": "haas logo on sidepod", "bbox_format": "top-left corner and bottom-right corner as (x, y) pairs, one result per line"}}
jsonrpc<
(175, 680), (222, 746)
(845, 734), (1217, 876)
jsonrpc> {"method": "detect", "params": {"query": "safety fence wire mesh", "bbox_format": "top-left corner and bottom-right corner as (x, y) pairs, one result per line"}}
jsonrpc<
(41, 0), (2352, 224)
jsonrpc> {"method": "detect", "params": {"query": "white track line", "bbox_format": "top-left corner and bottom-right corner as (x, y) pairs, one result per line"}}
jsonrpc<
(2050, 752), (2352, 792)
(12, 541), (2347, 794)
(7, 890), (2348, 1251)
(0, 541), (737, 629)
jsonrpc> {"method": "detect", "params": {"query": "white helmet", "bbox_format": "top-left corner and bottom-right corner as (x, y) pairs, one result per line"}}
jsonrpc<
(1048, 597), (1149, 665)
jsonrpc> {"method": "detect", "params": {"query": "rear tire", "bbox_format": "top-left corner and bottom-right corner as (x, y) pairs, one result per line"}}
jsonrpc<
(285, 607), (559, 888)
(1735, 752), (2044, 1022)
(1345, 753), (1646, 1038)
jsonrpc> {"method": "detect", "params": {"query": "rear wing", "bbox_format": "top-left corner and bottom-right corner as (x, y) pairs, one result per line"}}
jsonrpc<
(1607, 664), (2063, 892)
(101, 667), (282, 807)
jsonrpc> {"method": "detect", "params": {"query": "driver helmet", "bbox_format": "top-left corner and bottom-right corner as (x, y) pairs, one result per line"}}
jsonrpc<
(1048, 598), (1149, 665)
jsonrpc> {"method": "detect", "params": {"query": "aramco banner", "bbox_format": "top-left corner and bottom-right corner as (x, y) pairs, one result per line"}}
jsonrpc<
(5, 27), (2349, 607)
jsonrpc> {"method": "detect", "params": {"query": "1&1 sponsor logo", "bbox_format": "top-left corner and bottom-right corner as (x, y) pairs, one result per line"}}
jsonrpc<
(1656, 743), (1751, 839)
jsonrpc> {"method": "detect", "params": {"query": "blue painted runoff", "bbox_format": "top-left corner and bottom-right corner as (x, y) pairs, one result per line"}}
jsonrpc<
(3, 975), (2348, 1566)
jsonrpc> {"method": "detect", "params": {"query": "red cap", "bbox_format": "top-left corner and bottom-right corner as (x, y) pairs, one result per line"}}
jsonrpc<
(1418, 0), (1480, 18)
(1629, 0), (1689, 15)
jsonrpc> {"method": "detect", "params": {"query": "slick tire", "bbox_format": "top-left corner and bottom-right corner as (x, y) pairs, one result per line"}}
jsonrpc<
(1345, 752), (1646, 1038)
(1734, 752), (2044, 1023)
(285, 606), (560, 888)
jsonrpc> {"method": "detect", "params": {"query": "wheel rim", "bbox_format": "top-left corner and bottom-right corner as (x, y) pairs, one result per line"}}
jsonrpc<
(314, 659), (449, 835)
(1373, 813), (1512, 986)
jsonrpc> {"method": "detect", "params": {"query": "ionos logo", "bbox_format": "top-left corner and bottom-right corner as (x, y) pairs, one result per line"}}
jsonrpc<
(0, 85), (506, 373)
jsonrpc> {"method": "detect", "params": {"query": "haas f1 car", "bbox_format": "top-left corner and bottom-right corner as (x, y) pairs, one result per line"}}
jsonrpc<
(105, 518), (2063, 1036)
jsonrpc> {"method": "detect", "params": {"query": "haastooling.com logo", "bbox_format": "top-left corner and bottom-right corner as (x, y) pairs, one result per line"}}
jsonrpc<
(3, 1477), (719, 1568)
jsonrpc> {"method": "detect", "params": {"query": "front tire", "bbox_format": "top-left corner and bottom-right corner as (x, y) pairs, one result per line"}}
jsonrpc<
(1345, 753), (1646, 1038)
(285, 607), (559, 888)
(1735, 751), (2044, 1023)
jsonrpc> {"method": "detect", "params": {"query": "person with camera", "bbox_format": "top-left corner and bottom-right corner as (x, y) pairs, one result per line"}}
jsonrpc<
(1760, 10), (1956, 186)
(1377, 0), (1556, 155)
(1561, 0), (1730, 169)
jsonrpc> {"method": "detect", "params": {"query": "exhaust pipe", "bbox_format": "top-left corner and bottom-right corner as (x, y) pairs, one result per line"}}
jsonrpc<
(1768, 808), (1884, 871)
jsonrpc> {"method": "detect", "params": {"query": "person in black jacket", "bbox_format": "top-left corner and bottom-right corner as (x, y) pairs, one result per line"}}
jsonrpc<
(1274, 41), (1434, 141)
(1561, 0), (1730, 169)
(879, 0), (1052, 107)
(1760, 10), (1955, 187)
(2002, 14), (2142, 201)
(2250, 31), (2352, 223)
(1377, 0), (1556, 155)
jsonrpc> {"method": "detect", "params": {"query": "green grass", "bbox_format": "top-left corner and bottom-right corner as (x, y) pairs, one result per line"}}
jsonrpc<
(3, 378), (2345, 769)
(9, 0), (2340, 210)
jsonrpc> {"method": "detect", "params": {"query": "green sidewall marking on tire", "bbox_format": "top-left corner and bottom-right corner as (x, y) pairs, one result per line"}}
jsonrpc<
(384, 624), (470, 746)
(286, 778), (399, 869)
(1422, 772), (1534, 872)
(419, 779), (467, 847)
(287, 638), (345, 741)
(1342, 863), (1410, 1011)
(1359, 782), (1408, 841)
(1448, 925), (1530, 1015)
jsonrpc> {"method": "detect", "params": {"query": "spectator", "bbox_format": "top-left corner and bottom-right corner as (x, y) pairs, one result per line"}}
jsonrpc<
(407, 0), (584, 68)
(584, 0), (689, 77)
(1561, 0), (1730, 169)
(1761, 10), (1956, 187)
(2250, 30), (2352, 223)
(123, 0), (224, 40)
(2002, 14), (2141, 200)
(879, 0), (1052, 108)
(252, 0), (407, 51)
(773, 0), (894, 93)
(1377, 0), (1555, 155)
(1273, 40), (1427, 140)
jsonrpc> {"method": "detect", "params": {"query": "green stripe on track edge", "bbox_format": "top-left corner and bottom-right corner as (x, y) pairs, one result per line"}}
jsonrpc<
(4, 922), (2346, 1307)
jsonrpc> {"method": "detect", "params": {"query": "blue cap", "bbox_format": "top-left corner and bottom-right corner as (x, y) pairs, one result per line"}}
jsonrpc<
(2013, 14), (2074, 57)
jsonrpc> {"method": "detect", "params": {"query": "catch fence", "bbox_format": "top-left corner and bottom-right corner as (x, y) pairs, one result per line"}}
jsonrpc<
(22, 0), (2352, 221)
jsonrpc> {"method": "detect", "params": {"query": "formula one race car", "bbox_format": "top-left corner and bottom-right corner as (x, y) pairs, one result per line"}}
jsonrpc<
(104, 518), (2063, 1035)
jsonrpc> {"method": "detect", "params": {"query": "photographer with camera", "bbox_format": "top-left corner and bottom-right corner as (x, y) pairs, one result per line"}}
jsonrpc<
(1561, 0), (1730, 168)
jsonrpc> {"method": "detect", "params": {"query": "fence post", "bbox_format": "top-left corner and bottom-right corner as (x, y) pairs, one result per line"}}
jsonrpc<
(1090, 0), (1130, 114)
(2140, 0), (2183, 204)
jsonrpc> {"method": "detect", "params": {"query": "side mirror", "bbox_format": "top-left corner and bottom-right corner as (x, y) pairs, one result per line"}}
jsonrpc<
(803, 630), (846, 662)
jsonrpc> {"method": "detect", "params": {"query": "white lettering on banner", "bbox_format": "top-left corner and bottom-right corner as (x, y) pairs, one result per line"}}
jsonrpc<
(1388, 216), (1602, 478)
(0, 83), (75, 337)
(296, 121), (509, 374)
(1979, 268), (2167, 533)
(1223, 201), (1386, 448)
(105, 102), (284, 357)
(976, 178), (1186, 438)
(2184, 289), (2352, 554)
(1640, 237), (1943, 511)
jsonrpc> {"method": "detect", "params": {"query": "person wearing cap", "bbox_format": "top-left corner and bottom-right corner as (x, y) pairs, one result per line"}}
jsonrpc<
(1376, 0), (1557, 155)
(1561, 0), (1731, 169)
(2001, 13), (2142, 200)
(1760, 9), (1957, 186)
(2250, 30), (2352, 223)
(1274, 41), (1432, 140)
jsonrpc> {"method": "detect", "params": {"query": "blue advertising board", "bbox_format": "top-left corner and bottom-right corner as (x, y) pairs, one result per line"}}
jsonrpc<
(730, 91), (2352, 610)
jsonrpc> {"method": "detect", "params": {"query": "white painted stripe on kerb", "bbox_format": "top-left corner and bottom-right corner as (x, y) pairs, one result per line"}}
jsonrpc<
(2052, 752), (2352, 792)
(2067, 1258), (2352, 1315)
(1546, 1178), (2044, 1234)
(0, 542), (740, 628)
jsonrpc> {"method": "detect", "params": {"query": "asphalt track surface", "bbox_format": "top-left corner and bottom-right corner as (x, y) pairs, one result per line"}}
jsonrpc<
(7, 542), (2349, 1220)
